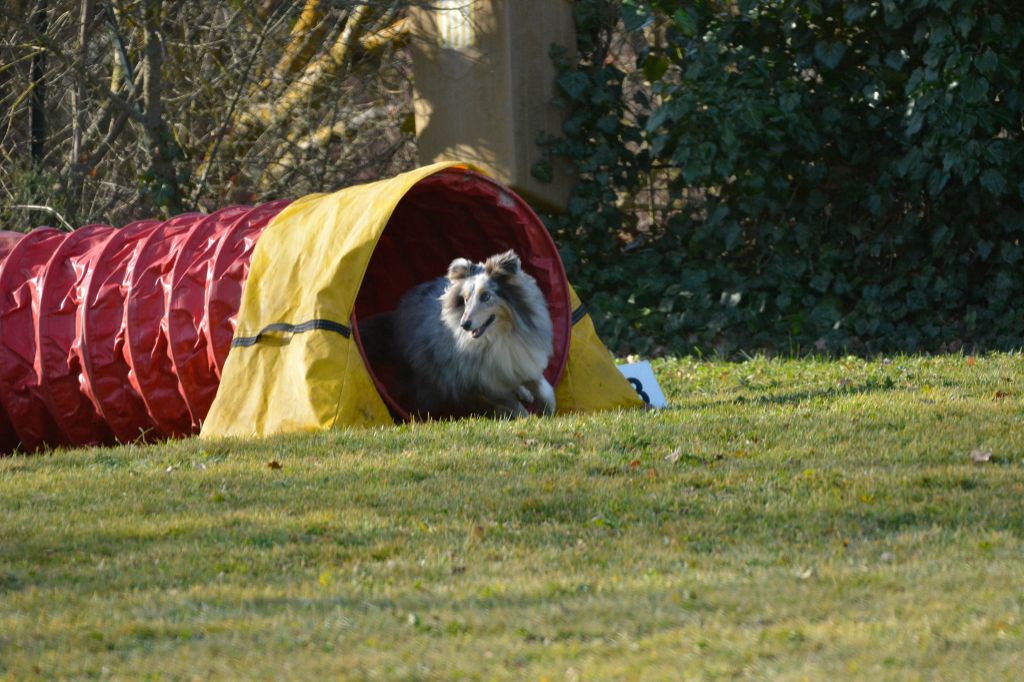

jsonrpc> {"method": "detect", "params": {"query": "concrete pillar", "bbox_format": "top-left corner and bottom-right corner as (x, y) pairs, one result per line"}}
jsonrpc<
(409, 0), (576, 211)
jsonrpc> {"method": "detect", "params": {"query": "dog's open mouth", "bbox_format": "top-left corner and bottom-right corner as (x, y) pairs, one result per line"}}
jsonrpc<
(470, 315), (496, 339)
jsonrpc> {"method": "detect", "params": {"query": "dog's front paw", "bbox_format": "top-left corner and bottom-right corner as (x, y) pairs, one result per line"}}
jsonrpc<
(499, 401), (530, 419)
(533, 378), (556, 416)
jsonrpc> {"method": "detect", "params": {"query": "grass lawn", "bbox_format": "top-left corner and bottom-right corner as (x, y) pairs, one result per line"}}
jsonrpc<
(2, 353), (1023, 679)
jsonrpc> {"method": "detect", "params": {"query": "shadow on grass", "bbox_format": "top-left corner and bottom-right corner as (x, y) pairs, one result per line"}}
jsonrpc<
(680, 379), (900, 411)
(11, 475), (1023, 582)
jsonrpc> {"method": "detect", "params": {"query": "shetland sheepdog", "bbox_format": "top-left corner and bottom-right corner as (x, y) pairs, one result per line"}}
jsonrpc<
(389, 250), (555, 419)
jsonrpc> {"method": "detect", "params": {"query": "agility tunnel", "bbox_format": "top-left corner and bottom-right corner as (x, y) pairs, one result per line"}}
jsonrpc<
(0, 162), (641, 453)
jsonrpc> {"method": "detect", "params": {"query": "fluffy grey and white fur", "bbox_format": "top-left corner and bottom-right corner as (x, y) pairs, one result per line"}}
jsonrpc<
(392, 250), (555, 418)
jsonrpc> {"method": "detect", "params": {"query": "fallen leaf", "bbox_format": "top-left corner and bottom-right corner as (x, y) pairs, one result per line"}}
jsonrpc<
(969, 448), (992, 463)
(628, 458), (641, 470)
(267, 460), (283, 470)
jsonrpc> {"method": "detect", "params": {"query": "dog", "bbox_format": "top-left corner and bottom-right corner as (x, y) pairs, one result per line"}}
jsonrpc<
(389, 250), (556, 419)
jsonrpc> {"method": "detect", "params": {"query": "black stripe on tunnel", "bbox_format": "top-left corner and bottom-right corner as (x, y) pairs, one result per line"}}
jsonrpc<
(231, 319), (351, 347)
(571, 304), (587, 326)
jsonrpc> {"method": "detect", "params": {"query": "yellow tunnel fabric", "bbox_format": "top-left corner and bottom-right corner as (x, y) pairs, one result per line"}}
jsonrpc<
(201, 162), (466, 439)
(556, 286), (645, 413)
(201, 163), (641, 440)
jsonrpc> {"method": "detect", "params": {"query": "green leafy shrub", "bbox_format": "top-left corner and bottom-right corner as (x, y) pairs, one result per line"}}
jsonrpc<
(539, 0), (1024, 355)
(0, 162), (69, 232)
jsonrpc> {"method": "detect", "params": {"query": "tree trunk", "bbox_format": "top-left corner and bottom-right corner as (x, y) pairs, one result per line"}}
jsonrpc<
(29, 0), (47, 163)
(141, 0), (182, 215)
(67, 0), (96, 221)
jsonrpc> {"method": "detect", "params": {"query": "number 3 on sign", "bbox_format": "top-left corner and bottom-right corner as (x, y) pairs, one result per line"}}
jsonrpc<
(627, 378), (650, 404)
(617, 361), (667, 408)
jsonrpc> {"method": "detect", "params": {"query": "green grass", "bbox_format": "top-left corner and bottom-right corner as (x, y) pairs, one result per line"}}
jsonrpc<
(2, 354), (1023, 680)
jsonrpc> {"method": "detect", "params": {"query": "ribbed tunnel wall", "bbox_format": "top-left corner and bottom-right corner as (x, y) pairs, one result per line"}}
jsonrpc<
(0, 201), (288, 453)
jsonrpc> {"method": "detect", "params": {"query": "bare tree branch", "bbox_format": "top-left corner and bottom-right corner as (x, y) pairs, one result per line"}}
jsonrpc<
(2, 0), (420, 226)
(262, 0), (327, 90)
(188, 1), (294, 209)
(236, 4), (371, 139)
(0, 4), (145, 125)
(5, 203), (74, 231)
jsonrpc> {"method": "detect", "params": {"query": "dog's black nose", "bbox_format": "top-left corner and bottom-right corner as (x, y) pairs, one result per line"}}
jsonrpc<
(461, 320), (472, 331)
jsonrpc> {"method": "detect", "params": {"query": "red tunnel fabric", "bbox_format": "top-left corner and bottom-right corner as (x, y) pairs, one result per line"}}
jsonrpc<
(0, 170), (566, 452)
(80, 219), (164, 443)
(0, 231), (25, 452)
(0, 199), (289, 452)
(125, 213), (204, 437)
(204, 200), (290, 378)
(38, 224), (117, 447)
(0, 228), (72, 451)
(168, 205), (253, 427)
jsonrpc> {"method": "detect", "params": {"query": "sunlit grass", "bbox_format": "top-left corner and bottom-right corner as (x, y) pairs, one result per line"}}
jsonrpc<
(2, 353), (1022, 679)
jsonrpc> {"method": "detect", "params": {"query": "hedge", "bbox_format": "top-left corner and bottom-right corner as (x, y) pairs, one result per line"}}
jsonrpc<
(537, 0), (1024, 355)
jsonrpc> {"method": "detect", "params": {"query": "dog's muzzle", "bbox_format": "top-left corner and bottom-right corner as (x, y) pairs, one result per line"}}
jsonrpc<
(465, 314), (496, 339)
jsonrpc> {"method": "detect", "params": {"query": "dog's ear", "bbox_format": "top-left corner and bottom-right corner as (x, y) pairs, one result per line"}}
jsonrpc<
(447, 258), (473, 281)
(484, 250), (520, 280)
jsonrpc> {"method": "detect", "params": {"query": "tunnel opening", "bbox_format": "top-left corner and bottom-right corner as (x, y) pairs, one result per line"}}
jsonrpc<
(351, 169), (571, 420)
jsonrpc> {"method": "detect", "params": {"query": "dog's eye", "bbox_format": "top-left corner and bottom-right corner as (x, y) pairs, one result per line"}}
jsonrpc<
(480, 292), (491, 302)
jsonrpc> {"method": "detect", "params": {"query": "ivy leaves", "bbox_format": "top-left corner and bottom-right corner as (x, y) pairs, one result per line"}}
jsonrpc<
(538, 0), (1024, 356)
